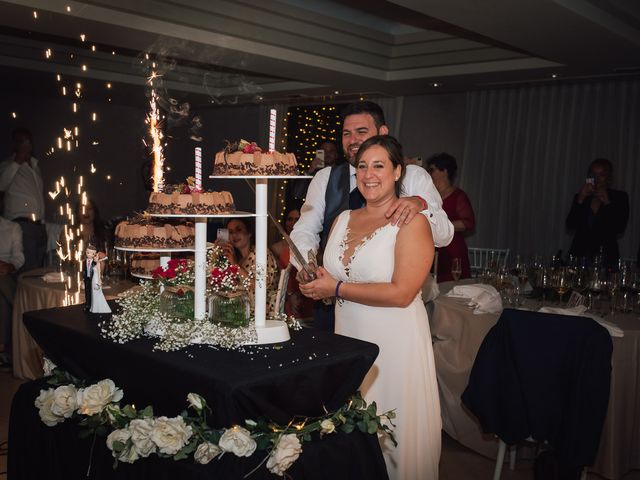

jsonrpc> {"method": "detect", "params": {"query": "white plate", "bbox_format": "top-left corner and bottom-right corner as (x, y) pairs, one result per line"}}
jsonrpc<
(115, 242), (215, 253)
(147, 211), (254, 218)
(131, 272), (154, 280)
(209, 175), (313, 179)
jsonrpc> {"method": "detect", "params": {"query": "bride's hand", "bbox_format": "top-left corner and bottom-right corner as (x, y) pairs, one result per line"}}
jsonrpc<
(299, 267), (337, 300)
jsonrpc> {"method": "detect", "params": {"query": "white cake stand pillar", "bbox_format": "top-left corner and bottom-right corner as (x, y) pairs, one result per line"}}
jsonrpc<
(255, 178), (289, 343)
(194, 218), (208, 320)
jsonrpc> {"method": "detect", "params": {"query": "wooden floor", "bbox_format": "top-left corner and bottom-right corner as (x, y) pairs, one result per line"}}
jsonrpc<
(1, 366), (638, 479)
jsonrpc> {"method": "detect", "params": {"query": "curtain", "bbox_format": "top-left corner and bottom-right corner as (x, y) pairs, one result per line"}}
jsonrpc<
(370, 96), (405, 137)
(459, 79), (639, 261)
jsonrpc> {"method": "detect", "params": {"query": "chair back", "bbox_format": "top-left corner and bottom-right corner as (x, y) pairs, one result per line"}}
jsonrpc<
(468, 248), (510, 276)
(462, 309), (612, 469)
(275, 264), (292, 316)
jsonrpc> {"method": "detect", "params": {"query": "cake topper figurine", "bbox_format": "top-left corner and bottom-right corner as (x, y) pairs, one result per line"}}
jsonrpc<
(83, 243), (111, 314)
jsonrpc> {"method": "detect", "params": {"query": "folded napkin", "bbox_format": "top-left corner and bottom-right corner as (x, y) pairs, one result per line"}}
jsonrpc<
(42, 272), (68, 283)
(538, 305), (624, 338)
(446, 284), (503, 314)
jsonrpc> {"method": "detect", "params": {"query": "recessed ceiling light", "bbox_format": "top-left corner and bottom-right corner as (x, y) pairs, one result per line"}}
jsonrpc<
(552, 74), (558, 78)
(432, 82), (441, 87)
(334, 90), (340, 95)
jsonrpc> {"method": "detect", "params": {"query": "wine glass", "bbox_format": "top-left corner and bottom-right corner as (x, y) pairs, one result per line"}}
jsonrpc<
(606, 272), (620, 316)
(588, 268), (604, 313)
(451, 258), (462, 282)
(552, 267), (572, 304)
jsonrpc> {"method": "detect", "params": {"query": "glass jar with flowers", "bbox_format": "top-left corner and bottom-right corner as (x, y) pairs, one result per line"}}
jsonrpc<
(207, 248), (252, 328)
(151, 258), (195, 322)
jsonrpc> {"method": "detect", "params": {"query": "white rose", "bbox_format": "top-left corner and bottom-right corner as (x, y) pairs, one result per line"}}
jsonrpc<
(106, 428), (139, 464)
(187, 393), (204, 411)
(320, 419), (335, 435)
(34, 388), (64, 426)
(76, 379), (124, 416)
(150, 416), (193, 455)
(218, 426), (257, 457)
(266, 434), (302, 476)
(128, 418), (156, 457)
(194, 442), (221, 464)
(51, 385), (78, 419)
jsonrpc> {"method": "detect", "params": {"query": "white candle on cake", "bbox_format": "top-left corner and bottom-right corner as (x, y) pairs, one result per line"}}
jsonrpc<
(194, 147), (202, 190)
(268, 108), (277, 152)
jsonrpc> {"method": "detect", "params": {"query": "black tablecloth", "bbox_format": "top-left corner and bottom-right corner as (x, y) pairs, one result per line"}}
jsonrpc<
(9, 304), (388, 479)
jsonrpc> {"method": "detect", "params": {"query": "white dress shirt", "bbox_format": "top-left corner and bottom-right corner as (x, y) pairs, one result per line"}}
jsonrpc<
(0, 217), (25, 270)
(290, 164), (453, 270)
(0, 154), (45, 221)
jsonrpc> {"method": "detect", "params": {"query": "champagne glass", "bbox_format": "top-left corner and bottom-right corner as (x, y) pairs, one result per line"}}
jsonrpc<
(553, 267), (571, 304)
(451, 258), (462, 281)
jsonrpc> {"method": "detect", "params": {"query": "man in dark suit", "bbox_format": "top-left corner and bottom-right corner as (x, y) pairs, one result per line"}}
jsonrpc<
(83, 244), (97, 311)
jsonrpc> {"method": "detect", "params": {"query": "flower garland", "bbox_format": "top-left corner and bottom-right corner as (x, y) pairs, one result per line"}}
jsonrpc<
(103, 246), (296, 351)
(35, 367), (396, 477)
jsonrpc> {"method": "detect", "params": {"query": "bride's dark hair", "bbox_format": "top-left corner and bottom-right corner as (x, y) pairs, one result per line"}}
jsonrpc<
(355, 135), (405, 196)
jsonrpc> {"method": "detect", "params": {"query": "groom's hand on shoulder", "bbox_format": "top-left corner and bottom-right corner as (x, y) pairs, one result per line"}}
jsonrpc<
(385, 196), (424, 226)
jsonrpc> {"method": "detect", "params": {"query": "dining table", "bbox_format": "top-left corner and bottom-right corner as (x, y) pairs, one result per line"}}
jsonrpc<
(8, 303), (387, 479)
(429, 279), (640, 480)
(11, 267), (134, 380)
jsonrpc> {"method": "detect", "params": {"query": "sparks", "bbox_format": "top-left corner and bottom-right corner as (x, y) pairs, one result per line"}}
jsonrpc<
(45, 48), (51, 59)
(33, 10), (38, 18)
(11, 112), (17, 118)
(148, 85), (165, 192)
(80, 34), (85, 42)
(91, 112), (97, 122)
(90, 163), (96, 173)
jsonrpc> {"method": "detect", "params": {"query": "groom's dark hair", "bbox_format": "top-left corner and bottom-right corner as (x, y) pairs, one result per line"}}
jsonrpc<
(341, 101), (386, 129)
(355, 135), (405, 197)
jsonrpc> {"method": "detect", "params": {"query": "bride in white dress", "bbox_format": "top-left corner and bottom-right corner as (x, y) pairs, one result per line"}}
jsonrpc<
(300, 136), (441, 480)
(90, 255), (111, 314)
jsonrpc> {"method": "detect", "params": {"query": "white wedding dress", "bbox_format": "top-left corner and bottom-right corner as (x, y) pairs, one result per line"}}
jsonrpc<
(90, 263), (111, 314)
(324, 211), (441, 480)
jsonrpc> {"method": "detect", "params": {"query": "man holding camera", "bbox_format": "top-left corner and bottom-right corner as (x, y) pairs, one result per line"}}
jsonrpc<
(566, 158), (629, 267)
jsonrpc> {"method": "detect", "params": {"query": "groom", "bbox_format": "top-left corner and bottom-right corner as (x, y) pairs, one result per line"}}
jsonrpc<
(291, 101), (454, 331)
(83, 244), (97, 311)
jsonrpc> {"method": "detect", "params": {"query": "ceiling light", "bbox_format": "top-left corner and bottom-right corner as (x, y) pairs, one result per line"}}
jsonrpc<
(552, 74), (558, 78)
(432, 82), (441, 87)
(334, 90), (340, 95)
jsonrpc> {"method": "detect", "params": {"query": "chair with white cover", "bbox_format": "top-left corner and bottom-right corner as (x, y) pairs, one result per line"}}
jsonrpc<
(468, 248), (510, 276)
(462, 309), (612, 480)
(274, 264), (292, 316)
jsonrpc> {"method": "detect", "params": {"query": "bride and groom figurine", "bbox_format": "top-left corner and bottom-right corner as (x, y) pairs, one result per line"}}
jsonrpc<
(83, 244), (111, 314)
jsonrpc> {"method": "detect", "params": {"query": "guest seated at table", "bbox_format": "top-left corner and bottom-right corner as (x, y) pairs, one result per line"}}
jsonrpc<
(300, 136), (441, 480)
(566, 158), (629, 267)
(0, 192), (25, 364)
(218, 217), (280, 317)
(271, 201), (314, 319)
(426, 153), (475, 282)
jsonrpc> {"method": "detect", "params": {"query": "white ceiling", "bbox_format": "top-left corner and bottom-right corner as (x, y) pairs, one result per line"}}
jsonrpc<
(1, 0), (639, 104)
